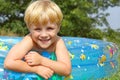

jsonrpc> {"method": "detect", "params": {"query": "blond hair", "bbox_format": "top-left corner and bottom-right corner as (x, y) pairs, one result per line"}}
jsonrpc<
(24, 0), (63, 28)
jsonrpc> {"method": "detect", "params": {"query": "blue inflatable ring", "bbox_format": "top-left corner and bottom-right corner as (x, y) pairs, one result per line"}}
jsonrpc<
(0, 36), (119, 80)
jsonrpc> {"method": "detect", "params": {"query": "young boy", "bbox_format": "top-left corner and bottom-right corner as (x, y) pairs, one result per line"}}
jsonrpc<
(4, 0), (71, 79)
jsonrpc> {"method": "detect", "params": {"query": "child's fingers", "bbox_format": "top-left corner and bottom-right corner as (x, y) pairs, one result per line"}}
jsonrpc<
(25, 54), (30, 59)
(42, 75), (49, 80)
(48, 71), (54, 78)
(27, 61), (34, 66)
(25, 59), (32, 62)
(46, 70), (54, 79)
(24, 55), (30, 60)
(24, 56), (32, 63)
(28, 51), (36, 54)
(25, 59), (34, 65)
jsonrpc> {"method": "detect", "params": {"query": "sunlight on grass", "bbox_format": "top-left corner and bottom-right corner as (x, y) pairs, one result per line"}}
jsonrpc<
(0, 29), (18, 36)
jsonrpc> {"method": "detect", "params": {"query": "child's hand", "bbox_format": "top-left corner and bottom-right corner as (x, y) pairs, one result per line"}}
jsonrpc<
(25, 51), (43, 66)
(34, 66), (54, 79)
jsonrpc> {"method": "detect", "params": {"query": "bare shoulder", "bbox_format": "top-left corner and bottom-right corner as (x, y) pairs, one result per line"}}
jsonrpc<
(18, 34), (34, 50)
(21, 34), (33, 44)
(55, 37), (68, 54)
(7, 34), (34, 59)
(56, 37), (65, 46)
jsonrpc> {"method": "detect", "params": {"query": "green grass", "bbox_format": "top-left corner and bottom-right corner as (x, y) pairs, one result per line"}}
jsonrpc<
(0, 29), (18, 36)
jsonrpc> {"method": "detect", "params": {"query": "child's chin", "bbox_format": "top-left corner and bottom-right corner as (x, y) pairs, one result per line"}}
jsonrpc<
(40, 45), (50, 49)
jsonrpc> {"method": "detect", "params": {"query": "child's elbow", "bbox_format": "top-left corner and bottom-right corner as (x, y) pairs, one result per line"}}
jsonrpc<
(4, 60), (12, 69)
(64, 66), (71, 76)
(64, 71), (71, 76)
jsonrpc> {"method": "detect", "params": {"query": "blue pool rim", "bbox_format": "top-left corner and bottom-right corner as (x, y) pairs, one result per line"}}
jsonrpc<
(0, 36), (119, 80)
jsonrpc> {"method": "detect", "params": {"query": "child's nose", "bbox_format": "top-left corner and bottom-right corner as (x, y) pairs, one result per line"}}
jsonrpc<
(40, 31), (48, 37)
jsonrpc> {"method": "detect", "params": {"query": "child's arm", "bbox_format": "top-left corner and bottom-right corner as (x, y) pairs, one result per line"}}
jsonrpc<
(4, 35), (53, 79)
(4, 35), (32, 72)
(25, 38), (71, 76)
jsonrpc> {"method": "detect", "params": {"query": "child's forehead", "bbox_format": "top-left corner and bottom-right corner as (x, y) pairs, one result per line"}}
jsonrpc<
(32, 22), (57, 27)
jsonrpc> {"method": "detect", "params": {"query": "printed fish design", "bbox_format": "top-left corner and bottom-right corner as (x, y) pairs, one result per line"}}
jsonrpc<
(91, 44), (99, 49)
(69, 52), (75, 59)
(0, 42), (8, 50)
(99, 55), (106, 66)
(68, 41), (72, 45)
(80, 54), (86, 60)
(110, 61), (115, 68)
(107, 46), (114, 58)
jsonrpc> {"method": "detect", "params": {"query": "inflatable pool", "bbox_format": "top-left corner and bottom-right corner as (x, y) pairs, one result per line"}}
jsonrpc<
(0, 36), (119, 80)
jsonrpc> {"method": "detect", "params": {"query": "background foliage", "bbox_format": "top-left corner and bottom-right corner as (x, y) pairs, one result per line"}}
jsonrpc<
(0, 0), (120, 43)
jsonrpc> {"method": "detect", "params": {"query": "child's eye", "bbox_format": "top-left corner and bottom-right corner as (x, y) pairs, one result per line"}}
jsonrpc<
(47, 27), (54, 30)
(34, 28), (41, 31)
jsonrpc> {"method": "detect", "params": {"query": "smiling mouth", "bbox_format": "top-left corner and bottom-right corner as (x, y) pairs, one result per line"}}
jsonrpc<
(40, 39), (50, 43)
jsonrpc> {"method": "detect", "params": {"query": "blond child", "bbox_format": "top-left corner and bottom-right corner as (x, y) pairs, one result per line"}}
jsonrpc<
(4, 0), (71, 79)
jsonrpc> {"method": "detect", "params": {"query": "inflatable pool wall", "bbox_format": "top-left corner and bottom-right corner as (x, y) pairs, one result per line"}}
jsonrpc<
(0, 36), (119, 80)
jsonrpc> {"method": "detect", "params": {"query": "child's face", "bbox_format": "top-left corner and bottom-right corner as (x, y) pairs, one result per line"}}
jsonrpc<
(29, 22), (60, 49)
